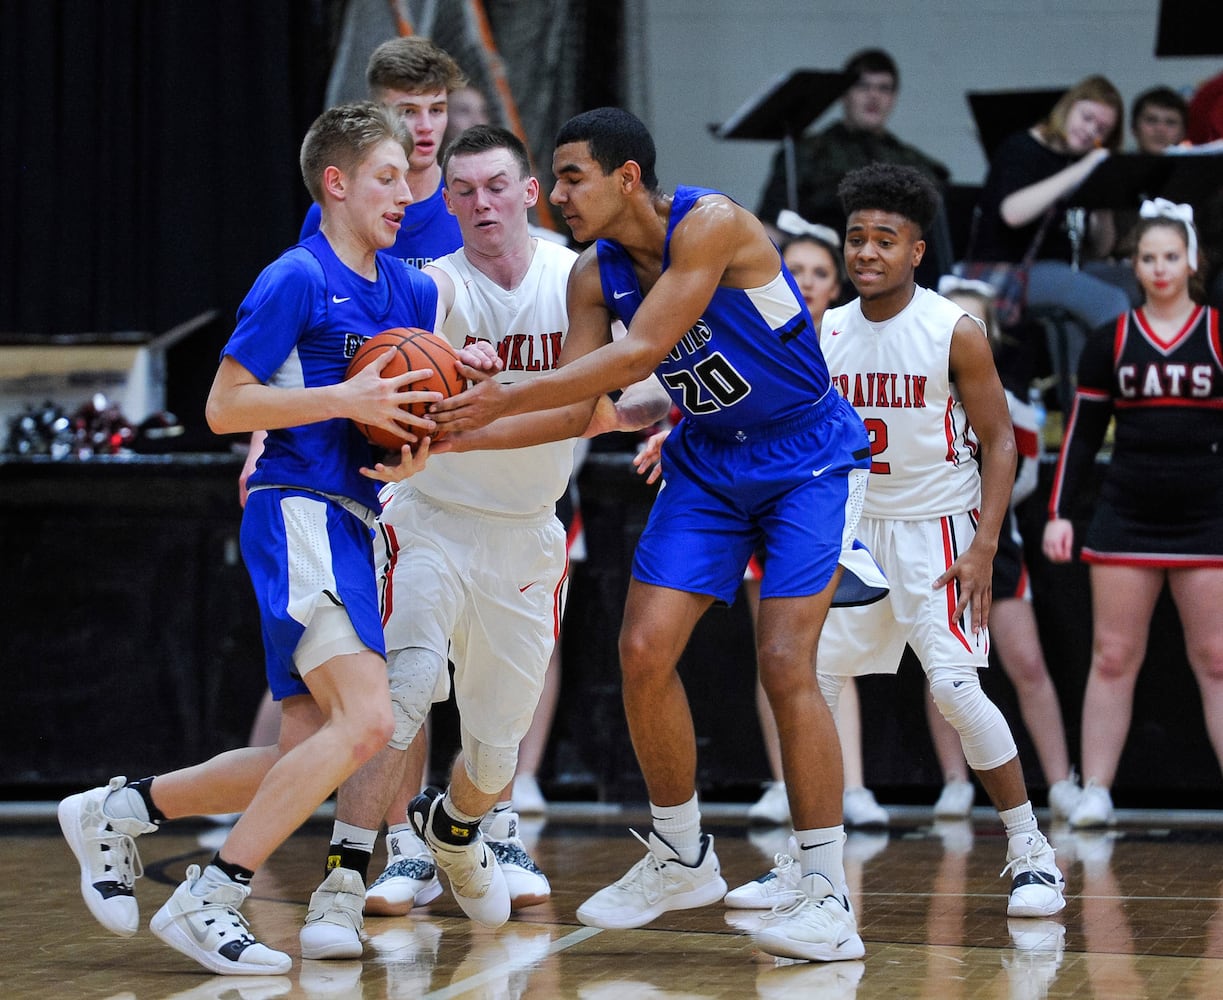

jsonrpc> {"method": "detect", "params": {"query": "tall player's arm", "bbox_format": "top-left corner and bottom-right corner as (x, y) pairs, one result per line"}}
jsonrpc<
(431, 197), (751, 431)
(932, 314), (1018, 634)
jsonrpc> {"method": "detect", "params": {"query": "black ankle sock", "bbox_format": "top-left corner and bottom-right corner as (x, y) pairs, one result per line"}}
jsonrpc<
(211, 853), (254, 887)
(326, 843), (372, 881)
(128, 776), (167, 824)
(431, 799), (478, 847)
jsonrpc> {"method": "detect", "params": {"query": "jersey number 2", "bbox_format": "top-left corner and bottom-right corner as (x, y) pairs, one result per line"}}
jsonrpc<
(864, 417), (890, 474)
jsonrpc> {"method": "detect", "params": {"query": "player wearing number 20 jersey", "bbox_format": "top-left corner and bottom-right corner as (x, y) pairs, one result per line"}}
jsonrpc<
(597, 186), (832, 431)
(597, 186), (882, 606)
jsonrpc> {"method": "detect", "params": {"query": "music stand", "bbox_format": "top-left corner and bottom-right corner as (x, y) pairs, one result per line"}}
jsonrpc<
(966, 88), (1065, 163)
(1156, 0), (1223, 56)
(709, 69), (853, 212)
(1062, 150), (1223, 267)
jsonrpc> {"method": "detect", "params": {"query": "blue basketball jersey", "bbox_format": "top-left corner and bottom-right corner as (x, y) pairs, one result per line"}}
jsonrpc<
(299, 182), (462, 268)
(596, 185), (832, 433)
(222, 231), (439, 509)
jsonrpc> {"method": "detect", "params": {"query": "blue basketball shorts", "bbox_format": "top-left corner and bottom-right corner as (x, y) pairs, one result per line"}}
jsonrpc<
(632, 391), (874, 604)
(241, 487), (385, 699)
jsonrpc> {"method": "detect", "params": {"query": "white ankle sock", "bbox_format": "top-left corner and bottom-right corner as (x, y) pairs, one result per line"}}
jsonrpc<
(651, 793), (702, 865)
(1000, 802), (1038, 841)
(793, 825), (847, 898)
(330, 820), (378, 854)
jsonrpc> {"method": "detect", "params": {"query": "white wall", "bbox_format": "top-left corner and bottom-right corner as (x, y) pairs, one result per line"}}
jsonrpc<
(624, 0), (1221, 210)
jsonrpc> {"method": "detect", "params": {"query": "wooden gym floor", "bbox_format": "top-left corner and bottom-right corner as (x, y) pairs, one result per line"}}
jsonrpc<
(5, 801), (1223, 999)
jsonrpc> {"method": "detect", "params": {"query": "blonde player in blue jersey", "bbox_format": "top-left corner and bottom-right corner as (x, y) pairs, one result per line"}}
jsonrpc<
(56, 101), (492, 977)
(431, 107), (884, 964)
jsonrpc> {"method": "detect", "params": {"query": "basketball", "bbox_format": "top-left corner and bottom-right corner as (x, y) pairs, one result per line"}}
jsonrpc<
(344, 327), (464, 451)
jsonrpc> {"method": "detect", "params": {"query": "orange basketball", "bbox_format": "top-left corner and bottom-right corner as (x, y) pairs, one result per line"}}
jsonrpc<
(344, 327), (464, 451)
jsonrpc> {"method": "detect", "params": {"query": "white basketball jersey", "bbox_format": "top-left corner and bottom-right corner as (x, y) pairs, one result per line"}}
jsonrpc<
(408, 238), (578, 515)
(820, 285), (982, 519)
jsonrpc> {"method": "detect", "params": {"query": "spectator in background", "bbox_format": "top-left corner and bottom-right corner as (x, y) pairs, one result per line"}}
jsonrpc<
(1130, 86), (1189, 154)
(1091, 85), (1191, 289)
(1042, 201), (1223, 829)
(1185, 69), (1223, 308)
(1186, 68), (1223, 145)
(756, 48), (952, 282)
(444, 84), (492, 150)
(969, 75), (1132, 329)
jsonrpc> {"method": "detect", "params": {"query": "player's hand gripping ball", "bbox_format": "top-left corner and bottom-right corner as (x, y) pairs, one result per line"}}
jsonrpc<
(344, 327), (464, 451)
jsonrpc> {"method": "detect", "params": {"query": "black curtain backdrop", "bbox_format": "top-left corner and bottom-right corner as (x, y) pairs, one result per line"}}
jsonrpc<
(0, 1), (335, 338)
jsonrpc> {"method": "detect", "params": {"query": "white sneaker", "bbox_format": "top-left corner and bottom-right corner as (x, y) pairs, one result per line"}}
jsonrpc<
(933, 778), (975, 819)
(1002, 831), (1066, 918)
(150, 865), (291, 976)
(58, 776), (157, 937)
(576, 830), (727, 929)
(300, 866), (365, 960)
(842, 787), (888, 827)
(1069, 781), (1115, 829)
(481, 809), (551, 909)
(748, 782), (790, 826)
(1047, 773), (1082, 822)
(511, 774), (547, 816)
(725, 844), (800, 909)
(753, 875), (865, 963)
(364, 829), (443, 916)
(408, 787), (510, 928)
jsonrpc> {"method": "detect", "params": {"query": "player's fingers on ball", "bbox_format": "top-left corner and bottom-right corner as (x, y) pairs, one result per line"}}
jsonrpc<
(389, 365), (436, 388)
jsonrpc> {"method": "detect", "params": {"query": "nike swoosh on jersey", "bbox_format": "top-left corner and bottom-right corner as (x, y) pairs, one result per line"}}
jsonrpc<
(812, 464), (832, 477)
(829, 328), (844, 336)
(332, 295), (352, 304)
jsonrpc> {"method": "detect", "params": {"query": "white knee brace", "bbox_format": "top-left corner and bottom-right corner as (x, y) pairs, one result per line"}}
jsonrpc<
(387, 647), (446, 750)
(926, 664), (1017, 771)
(818, 672), (847, 717)
(461, 726), (519, 795)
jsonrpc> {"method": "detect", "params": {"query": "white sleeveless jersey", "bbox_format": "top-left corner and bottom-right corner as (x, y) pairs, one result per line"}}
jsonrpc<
(820, 285), (982, 519)
(409, 238), (578, 515)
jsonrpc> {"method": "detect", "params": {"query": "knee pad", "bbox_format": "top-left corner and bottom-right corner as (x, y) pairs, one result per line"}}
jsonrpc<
(927, 665), (1017, 771)
(387, 647), (446, 750)
(460, 727), (519, 795)
(818, 672), (847, 717)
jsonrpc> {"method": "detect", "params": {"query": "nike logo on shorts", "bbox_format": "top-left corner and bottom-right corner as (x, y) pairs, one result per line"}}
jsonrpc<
(613, 290), (633, 299)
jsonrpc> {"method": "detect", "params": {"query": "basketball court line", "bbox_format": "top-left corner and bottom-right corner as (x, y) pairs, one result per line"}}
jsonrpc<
(420, 925), (604, 999)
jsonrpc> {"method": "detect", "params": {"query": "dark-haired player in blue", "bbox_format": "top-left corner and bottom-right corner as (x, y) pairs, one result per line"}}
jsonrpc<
(58, 101), (458, 977)
(431, 106), (882, 964)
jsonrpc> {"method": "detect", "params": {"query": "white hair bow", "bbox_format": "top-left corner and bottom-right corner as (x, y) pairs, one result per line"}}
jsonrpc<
(776, 209), (841, 247)
(1139, 197), (1198, 269)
